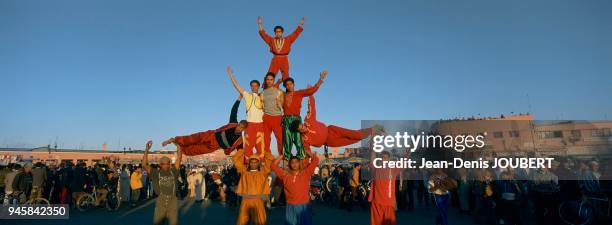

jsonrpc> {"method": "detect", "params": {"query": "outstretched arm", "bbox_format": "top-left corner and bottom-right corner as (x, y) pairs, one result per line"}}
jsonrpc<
(304, 151), (319, 175)
(174, 144), (182, 169)
(227, 66), (246, 95)
(301, 70), (328, 96)
(232, 149), (246, 174)
(142, 140), (153, 175)
(229, 96), (242, 123)
(258, 16), (273, 44)
(286, 18), (305, 43)
(305, 94), (317, 123)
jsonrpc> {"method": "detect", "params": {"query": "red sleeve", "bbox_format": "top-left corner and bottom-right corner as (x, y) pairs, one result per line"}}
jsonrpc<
(304, 155), (319, 175)
(285, 26), (303, 43)
(271, 162), (285, 180)
(305, 95), (317, 123)
(297, 84), (320, 97)
(259, 29), (273, 45)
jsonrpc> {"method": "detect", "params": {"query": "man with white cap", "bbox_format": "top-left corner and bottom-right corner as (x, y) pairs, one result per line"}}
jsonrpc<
(142, 140), (182, 225)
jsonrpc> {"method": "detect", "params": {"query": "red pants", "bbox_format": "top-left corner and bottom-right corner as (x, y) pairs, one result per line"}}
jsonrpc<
(263, 114), (283, 155)
(244, 122), (265, 160)
(268, 55), (289, 80)
(370, 203), (396, 225)
(326, 126), (372, 147)
(175, 130), (220, 156)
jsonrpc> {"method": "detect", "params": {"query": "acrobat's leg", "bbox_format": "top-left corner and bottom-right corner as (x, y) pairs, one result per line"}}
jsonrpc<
(325, 126), (373, 147)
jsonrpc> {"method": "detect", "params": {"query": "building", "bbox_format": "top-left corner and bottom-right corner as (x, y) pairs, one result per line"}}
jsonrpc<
(0, 146), (229, 166)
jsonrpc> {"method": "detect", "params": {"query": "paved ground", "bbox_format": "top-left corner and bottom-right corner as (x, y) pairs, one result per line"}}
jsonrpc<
(3, 198), (521, 225)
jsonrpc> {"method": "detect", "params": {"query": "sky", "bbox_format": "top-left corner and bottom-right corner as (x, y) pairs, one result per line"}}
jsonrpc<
(1, 0), (611, 151)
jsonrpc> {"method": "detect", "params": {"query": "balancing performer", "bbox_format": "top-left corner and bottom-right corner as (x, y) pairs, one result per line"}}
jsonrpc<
(258, 16), (305, 81)
(261, 72), (285, 156)
(227, 66), (266, 160)
(368, 149), (403, 225)
(161, 96), (247, 156)
(282, 71), (327, 159)
(271, 151), (319, 225)
(290, 94), (381, 154)
(232, 148), (274, 225)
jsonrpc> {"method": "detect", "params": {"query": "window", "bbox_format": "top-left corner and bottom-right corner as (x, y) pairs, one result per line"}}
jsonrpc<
(493, 131), (504, 138)
(591, 128), (611, 137)
(538, 131), (563, 139)
(509, 130), (520, 138)
(570, 130), (581, 138)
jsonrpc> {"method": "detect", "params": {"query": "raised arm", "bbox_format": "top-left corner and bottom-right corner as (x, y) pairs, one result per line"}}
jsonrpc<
(300, 70), (327, 96)
(174, 144), (182, 169)
(258, 16), (273, 44)
(229, 96), (242, 123)
(232, 149), (246, 174)
(142, 140), (153, 175)
(285, 19), (304, 43)
(262, 150), (275, 174)
(305, 94), (317, 123)
(304, 152), (319, 175)
(271, 156), (285, 179)
(227, 66), (246, 95)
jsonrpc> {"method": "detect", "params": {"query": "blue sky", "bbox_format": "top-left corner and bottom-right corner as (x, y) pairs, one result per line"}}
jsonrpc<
(1, 0), (611, 151)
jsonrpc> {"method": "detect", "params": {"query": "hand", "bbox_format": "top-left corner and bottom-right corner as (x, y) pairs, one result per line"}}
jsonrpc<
(145, 140), (153, 151)
(299, 17), (305, 26)
(226, 66), (233, 76)
(257, 16), (262, 25)
(319, 70), (328, 80)
(161, 138), (175, 147)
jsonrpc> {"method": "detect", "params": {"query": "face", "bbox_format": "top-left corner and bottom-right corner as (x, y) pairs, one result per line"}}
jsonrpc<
(248, 159), (260, 170)
(25, 167), (32, 173)
(274, 28), (283, 38)
(160, 162), (171, 170)
(285, 81), (295, 91)
(265, 75), (275, 87)
(250, 82), (260, 93)
(236, 124), (246, 133)
(289, 158), (301, 171)
(381, 153), (390, 161)
(297, 124), (307, 133)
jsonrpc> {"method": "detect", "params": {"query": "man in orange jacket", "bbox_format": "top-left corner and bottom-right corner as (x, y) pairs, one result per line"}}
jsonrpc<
(232, 148), (274, 225)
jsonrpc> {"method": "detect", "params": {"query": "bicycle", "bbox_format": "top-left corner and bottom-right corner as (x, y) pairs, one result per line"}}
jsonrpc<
(6, 190), (50, 206)
(76, 187), (121, 211)
(559, 193), (611, 225)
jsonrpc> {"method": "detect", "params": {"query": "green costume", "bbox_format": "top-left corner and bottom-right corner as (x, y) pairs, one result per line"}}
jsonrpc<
(282, 115), (305, 159)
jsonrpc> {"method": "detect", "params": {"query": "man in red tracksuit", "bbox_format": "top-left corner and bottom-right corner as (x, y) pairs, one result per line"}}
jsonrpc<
(258, 16), (304, 81)
(161, 96), (247, 156)
(289, 95), (377, 153)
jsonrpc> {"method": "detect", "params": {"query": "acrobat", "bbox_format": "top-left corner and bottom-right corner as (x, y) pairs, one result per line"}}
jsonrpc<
(161, 97), (247, 156)
(258, 16), (304, 81)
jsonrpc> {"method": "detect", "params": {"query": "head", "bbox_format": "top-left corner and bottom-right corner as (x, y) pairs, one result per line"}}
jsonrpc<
(264, 72), (276, 88)
(289, 156), (301, 171)
(106, 170), (115, 179)
(24, 163), (33, 173)
(249, 80), (260, 93)
(274, 25), (284, 38)
(353, 163), (361, 170)
(159, 156), (171, 171)
(236, 120), (248, 133)
(380, 151), (391, 161)
(289, 120), (307, 134)
(283, 77), (295, 92)
(248, 157), (260, 171)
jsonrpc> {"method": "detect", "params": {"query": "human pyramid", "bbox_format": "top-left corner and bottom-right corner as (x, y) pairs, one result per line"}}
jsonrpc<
(160, 17), (377, 162)
(150, 17), (384, 225)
